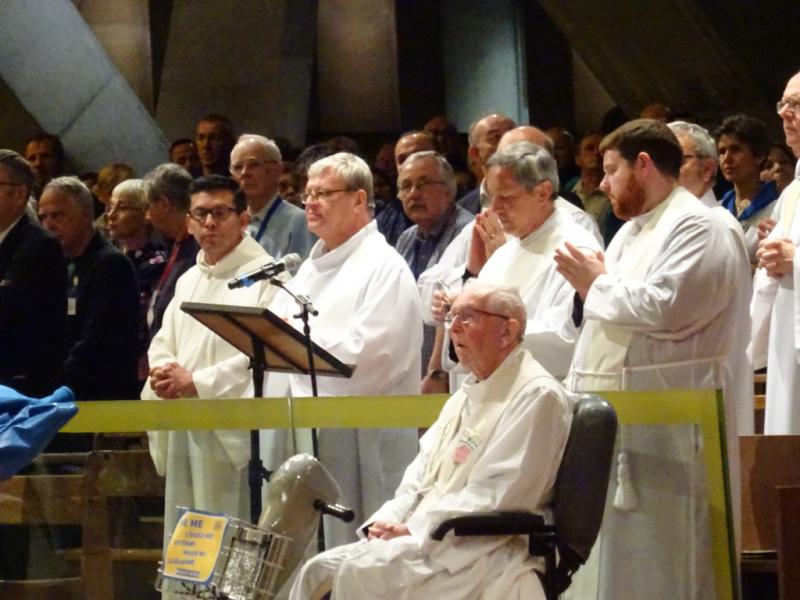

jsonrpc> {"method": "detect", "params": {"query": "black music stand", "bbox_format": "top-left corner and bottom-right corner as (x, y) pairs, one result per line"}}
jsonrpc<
(180, 301), (353, 524)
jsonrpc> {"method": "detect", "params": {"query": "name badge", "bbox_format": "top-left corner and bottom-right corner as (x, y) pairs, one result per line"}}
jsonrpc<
(67, 297), (76, 316)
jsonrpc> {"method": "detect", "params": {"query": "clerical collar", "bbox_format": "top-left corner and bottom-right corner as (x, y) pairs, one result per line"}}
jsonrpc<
(478, 180), (491, 210)
(795, 160), (800, 180)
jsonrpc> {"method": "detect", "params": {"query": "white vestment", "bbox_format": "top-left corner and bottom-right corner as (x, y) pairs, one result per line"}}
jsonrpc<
(142, 236), (280, 581)
(565, 187), (751, 600)
(442, 205), (601, 379)
(269, 220), (423, 547)
(418, 196), (602, 324)
(750, 167), (800, 434)
(288, 348), (573, 600)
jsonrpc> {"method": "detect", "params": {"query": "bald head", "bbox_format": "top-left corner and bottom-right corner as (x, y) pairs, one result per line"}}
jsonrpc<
(394, 131), (437, 170)
(468, 114), (516, 170)
(499, 126), (555, 156)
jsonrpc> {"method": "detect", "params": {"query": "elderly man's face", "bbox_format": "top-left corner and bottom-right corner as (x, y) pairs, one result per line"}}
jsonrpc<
(448, 288), (511, 378)
(397, 157), (453, 232)
(38, 187), (93, 258)
(779, 73), (800, 157)
(187, 189), (247, 265)
(196, 121), (231, 171)
(486, 165), (553, 238)
(303, 168), (361, 248)
(24, 140), (61, 185)
(229, 140), (281, 203)
(676, 135), (711, 198)
(0, 166), (27, 230)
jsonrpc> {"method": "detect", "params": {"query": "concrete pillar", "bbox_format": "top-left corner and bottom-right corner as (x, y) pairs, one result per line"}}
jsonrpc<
(0, 0), (169, 173)
(155, 0), (318, 148)
(441, 0), (529, 130)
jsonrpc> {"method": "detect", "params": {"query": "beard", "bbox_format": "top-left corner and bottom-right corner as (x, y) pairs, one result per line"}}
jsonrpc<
(610, 175), (647, 220)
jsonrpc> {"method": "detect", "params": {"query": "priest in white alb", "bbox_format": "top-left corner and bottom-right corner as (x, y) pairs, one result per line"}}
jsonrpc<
(268, 152), (423, 548)
(288, 282), (573, 600)
(750, 70), (800, 435)
(554, 119), (751, 599)
(142, 176), (281, 578)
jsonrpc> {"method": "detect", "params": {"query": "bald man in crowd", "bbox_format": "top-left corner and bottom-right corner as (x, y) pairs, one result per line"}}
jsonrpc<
(457, 113), (516, 214)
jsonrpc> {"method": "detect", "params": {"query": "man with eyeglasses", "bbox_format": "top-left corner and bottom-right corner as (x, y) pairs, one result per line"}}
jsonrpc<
(38, 176), (139, 405)
(667, 121), (720, 208)
(269, 152), (423, 548)
(230, 134), (314, 262)
(395, 151), (473, 376)
(288, 282), (573, 600)
(0, 149), (67, 398)
(751, 70), (800, 435)
(143, 175), (282, 556)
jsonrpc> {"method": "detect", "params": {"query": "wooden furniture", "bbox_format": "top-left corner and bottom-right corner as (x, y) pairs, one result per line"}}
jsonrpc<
(740, 435), (800, 599)
(0, 450), (165, 599)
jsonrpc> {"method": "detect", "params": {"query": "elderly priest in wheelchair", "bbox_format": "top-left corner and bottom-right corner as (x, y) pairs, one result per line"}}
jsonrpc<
(289, 281), (616, 600)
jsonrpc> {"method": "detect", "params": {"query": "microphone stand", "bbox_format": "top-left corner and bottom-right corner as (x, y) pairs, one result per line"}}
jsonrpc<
(271, 278), (326, 551)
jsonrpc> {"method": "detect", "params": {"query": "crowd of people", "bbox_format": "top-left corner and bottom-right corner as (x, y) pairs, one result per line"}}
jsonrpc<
(2, 69), (800, 598)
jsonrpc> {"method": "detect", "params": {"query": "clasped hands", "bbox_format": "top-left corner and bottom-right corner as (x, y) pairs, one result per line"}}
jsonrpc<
(149, 362), (197, 399)
(554, 242), (606, 300)
(366, 520), (410, 541)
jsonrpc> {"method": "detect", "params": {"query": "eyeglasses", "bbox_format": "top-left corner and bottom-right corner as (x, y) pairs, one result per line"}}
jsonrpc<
(301, 188), (351, 205)
(776, 98), (800, 116)
(681, 154), (699, 164)
(229, 159), (278, 176)
(444, 306), (510, 329)
(398, 178), (446, 197)
(188, 205), (241, 222)
(107, 203), (143, 215)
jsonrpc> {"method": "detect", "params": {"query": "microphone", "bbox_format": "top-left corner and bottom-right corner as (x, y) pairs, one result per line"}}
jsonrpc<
(227, 253), (302, 289)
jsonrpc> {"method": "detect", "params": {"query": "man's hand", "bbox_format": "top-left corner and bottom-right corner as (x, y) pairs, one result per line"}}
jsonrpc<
(757, 238), (795, 278)
(367, 521), (410, 541)
(467, 210), (506, 274)
(430, 289), (453, 324)
(149, 362), (198, 399)
(554, 242), (606, 300)
(757, 218), (777, 242)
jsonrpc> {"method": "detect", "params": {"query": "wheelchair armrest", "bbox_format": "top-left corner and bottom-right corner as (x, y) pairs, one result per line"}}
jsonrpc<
(430, 511), (548, 541)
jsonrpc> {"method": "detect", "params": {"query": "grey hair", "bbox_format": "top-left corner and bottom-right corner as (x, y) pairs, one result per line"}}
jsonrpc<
(463, 280), (527, 340)
(111, 178), (147, 210)
(44, 176), (94, 214)
(0, 149), (35, 194)
(399, 150), (457, 198)
(235, 134), (282, 162)
(308, 152), (374, 209)
(486, 141), (559, 198)
(668, 121), (718, 161)
(143, 163), (193, 212)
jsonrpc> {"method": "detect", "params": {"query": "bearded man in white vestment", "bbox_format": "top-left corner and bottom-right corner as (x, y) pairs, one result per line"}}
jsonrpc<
(554, 119), (751, 600)
(268, 153), (423, 548)
(288, 282), (573, 600)
(142, 176), (281, 587)
(751, 70), (800, 435)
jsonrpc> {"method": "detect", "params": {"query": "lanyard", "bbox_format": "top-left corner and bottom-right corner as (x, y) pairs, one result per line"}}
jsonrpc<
(253, 197), (283, 243)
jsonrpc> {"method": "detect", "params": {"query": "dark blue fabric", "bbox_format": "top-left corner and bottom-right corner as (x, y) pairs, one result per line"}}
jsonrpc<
(0, 385), (77, 479)
(720, 181), (779, 222)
